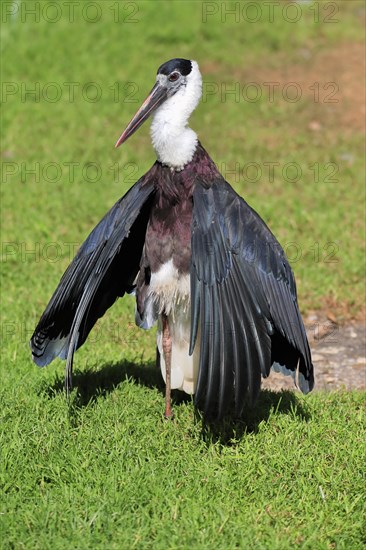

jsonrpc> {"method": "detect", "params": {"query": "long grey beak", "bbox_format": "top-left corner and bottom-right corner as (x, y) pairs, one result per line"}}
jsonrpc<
(115, 82), (167, 148)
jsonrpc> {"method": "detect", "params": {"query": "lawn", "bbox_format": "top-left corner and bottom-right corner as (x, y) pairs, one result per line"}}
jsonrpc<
(1, 1), (365, 548)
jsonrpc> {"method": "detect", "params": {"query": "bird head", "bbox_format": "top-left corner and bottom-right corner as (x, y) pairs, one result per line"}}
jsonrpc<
(115, 58), (202, 148)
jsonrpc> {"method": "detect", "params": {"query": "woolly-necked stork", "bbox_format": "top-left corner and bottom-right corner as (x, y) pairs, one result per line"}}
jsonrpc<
(30, 58), (314, 418)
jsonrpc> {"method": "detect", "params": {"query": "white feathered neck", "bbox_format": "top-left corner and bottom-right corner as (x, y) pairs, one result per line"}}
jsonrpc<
(150, 61), (202, 171)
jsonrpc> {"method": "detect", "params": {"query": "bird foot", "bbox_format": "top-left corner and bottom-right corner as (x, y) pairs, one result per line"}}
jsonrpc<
(164, 409), (174, 421)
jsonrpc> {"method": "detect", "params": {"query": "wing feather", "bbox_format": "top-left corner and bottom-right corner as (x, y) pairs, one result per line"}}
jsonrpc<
(30, 176), (155, 380)
(190, 178), (313, 416)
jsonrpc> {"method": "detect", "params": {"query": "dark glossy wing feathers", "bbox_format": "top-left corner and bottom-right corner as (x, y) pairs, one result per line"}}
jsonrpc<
(30, 176), (155, 380)
(190, 179), (314, 416)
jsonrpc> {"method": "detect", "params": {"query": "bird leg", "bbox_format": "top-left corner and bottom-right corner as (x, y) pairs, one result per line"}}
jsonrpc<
(162, 313), (173, 419)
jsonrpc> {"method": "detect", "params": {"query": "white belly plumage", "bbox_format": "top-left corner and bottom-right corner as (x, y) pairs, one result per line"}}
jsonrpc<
(148, 259), (190, 315)
(145, 259), (200, 394)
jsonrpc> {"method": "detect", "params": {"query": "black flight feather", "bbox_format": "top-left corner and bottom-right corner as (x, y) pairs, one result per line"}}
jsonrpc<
(190, 173), (313, 416)
(30, 174), (156, 387)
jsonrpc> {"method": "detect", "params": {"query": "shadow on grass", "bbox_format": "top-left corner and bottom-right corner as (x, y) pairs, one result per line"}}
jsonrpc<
(41, 359), (192, 408)
(42, 359), (161, 403)
(197, 390), (311, 445)
(40, 359), (311, 443)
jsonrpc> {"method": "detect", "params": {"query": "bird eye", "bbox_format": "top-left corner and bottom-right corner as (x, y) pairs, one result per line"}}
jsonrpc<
(168, 72), (180, 82)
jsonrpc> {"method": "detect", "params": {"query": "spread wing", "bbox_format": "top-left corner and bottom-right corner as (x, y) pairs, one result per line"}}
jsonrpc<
(190, 179), (314, 417)
(30, 176), (155, 388)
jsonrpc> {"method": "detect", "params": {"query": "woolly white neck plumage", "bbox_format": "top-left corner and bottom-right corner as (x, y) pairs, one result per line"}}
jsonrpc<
(150, 61), (202, 171)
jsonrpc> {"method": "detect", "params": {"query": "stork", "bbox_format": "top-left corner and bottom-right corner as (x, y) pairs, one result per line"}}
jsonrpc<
(30, 59), (314, 419)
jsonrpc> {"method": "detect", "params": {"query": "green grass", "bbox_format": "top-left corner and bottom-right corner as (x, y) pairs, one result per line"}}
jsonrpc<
(1, 1), (365, 548)
(1, 379), (365, 549)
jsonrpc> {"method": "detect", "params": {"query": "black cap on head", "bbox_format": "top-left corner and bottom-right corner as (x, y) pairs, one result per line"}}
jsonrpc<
(157, 58), (192, 77)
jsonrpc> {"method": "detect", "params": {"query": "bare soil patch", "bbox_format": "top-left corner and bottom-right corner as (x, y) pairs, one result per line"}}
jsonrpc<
(263, 319), (366, 392)
(230, 41), (366, 134)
